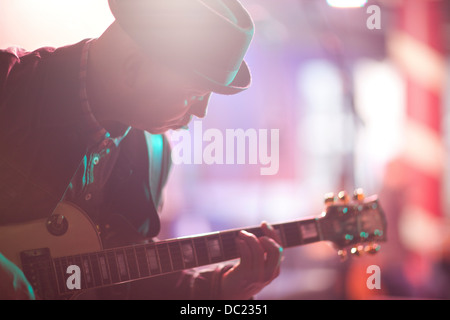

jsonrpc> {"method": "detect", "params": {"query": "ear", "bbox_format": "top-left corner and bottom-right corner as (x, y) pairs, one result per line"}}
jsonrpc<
(122, 50), (145, 89)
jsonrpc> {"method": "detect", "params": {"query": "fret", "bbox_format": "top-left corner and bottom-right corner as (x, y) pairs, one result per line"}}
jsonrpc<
(273, 224), (286, 247)
(168, 242), (184, 271)
(205, 235), (223, 263)
(282, 221), (302, 247)
(60, 256), (73, 294)
(80, 255), (93, 288)
(193, 237), (209, 266)
(220, 231), (238, 260)
(88, 253), (104, 287)
(114, 248), (130, 282)
(97, 252), (111, 285)
(299, 220), (320, 244)
(106, 251), (120, 284)
(272, 224), (286, 248)
(180, 240), (196, 268)
(72, 255), (87, 290)
(61, 256), (72, 294)
(135, 245), (150, 277)
(156, 243), (172, 273)
(56, 257), (66, 294)
(125, 247), (140, 279)
(145, 244), (161, 275)
(53, 257), (67, 294)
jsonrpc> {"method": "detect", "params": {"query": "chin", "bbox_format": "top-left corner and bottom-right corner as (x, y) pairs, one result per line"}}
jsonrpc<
(128, 122), (163, 134)
(132, 120), (186, 134)
(143, 126), (172, 134)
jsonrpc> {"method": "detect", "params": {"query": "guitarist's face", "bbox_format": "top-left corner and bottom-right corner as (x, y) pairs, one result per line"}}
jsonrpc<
(107, 51), (212, 134)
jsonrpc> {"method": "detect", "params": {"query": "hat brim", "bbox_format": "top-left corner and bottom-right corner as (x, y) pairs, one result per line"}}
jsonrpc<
(193, 59), (251, 95)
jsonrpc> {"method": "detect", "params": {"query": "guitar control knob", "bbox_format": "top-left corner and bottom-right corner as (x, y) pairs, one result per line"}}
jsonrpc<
(46, 214), (69, 236)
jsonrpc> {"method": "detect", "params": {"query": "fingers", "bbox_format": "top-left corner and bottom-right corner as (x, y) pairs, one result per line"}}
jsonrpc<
(221, 224), (284, 299)
(261, 221), (284, 278)
(259, 236), (283, 281)
(261, 221), (282, 245)
(236, 222), (284, 284)
(237, 230), (265, 281)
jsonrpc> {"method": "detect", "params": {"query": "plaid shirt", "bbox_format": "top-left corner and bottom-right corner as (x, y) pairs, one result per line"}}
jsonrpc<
(63, 39), (136, 228)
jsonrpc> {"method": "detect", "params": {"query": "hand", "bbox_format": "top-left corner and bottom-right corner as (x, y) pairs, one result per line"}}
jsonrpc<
(220, 222), (283, 300)
(0, 253), (36, 300)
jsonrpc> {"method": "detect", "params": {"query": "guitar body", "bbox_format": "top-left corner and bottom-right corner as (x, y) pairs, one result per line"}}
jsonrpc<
(0, 202), (102, 269)
(0, 202), (102, 299)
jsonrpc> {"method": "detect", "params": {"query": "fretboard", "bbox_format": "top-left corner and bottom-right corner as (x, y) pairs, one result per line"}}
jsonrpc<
(52, 217), (322, 295)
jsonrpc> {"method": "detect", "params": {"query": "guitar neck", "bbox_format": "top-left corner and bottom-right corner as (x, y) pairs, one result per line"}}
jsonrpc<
(51, 217), (322, 295)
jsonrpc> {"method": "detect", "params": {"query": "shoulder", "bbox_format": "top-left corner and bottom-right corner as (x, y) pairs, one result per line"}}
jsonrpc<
(0, 39), (93, 79)
(0, 42), (91, 98)
(0, 45), (55, 69)
(0, 46), (53, 88)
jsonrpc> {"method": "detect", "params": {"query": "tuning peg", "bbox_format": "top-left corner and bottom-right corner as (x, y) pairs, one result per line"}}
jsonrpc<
(364, 243), (381, 255)
(337, 249), (348, 261)
(324, 192), (336, 205)
(350, 245), (365, 256)
(353, 188), (365, 201)
(338, 191), (350, 203)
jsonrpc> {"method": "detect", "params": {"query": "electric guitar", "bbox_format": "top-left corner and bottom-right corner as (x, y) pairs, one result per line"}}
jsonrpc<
(0, 189), (386, 299)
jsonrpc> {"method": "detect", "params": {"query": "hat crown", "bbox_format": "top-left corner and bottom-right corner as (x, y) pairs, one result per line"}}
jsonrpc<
(109, 0), (254, 93)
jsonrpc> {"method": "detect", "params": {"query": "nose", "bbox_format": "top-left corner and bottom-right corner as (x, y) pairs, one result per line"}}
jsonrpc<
(188, 92), (211, 118)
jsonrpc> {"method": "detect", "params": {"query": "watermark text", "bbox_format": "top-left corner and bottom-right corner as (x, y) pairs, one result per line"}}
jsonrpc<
(170, 121), (280, 176)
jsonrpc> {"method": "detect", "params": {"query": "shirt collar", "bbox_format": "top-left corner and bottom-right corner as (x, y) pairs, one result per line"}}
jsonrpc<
(79, 39), (132, 146)
(79, 39), (110, 143)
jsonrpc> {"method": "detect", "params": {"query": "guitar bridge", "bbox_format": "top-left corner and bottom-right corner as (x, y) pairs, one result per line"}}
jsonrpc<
(20, 248), (59, 300)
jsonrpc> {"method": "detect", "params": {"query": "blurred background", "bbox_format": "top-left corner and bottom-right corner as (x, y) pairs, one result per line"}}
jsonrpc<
(1, 0), (449, 299)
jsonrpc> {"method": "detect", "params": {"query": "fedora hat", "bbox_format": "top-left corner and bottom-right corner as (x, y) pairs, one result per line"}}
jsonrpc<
(108, 0), (255, 95)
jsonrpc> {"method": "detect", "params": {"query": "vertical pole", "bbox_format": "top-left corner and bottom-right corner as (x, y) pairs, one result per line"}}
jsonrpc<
(386, 0), (446, 297)
(389, 0), (445, 221)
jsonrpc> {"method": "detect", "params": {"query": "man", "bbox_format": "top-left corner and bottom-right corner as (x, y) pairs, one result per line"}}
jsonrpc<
(0, 0), (283, 299)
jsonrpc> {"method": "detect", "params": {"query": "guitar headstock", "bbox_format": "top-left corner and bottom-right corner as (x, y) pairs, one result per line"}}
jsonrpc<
(319, 189), (387, 259)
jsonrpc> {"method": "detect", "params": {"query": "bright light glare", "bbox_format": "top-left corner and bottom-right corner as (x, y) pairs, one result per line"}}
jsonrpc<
(0, 0), (113, 50)
(326, 0), (367, 8)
